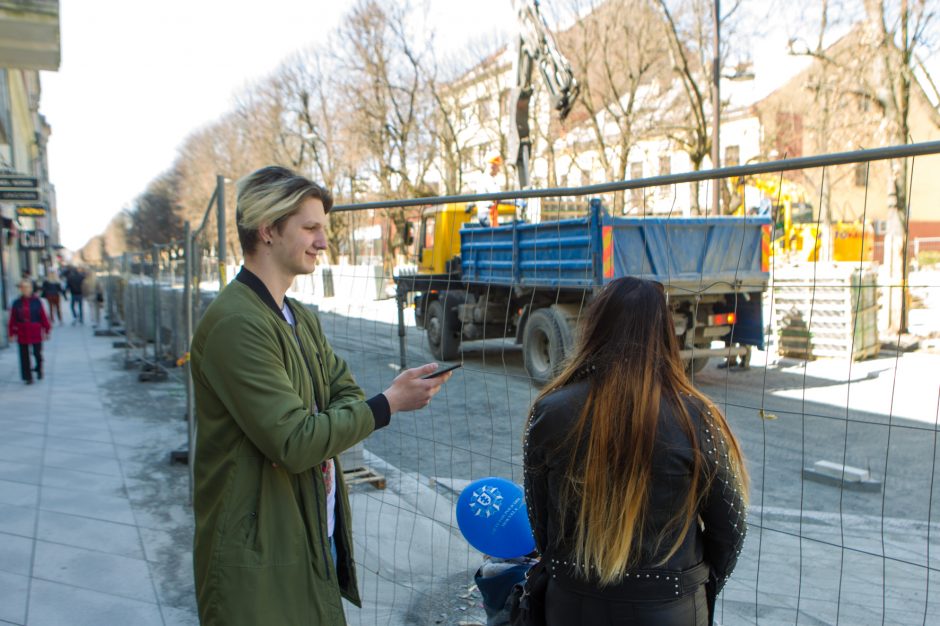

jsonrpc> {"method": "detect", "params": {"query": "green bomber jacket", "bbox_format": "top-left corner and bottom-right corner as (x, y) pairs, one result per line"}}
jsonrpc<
(191, 267), (390, 625)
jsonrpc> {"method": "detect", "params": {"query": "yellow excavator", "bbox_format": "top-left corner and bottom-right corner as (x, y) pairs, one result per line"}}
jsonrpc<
(746, 175), (873, 263)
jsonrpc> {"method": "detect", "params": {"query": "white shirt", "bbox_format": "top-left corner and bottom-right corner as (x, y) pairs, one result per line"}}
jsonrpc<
(282, 301), (336, 538)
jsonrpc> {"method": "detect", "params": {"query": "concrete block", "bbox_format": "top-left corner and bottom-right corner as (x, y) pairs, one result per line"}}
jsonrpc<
(812, 460), (871, 482)
(802, 459), (882, 492)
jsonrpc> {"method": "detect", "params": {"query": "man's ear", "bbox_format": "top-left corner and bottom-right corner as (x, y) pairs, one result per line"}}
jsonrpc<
(258, 223), (273, 244)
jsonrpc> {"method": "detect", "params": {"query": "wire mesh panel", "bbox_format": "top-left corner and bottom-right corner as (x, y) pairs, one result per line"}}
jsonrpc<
(112, 148), (940, 625)
(311, 144), (940, 625)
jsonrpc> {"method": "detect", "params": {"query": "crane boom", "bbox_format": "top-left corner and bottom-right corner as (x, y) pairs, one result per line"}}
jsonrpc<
(508, 0), (580, 190)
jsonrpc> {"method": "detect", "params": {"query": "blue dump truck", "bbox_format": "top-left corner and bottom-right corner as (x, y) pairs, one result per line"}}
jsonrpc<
(394, 200), (771, 385)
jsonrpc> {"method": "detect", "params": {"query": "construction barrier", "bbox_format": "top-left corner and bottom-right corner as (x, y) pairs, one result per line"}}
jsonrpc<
(773, 263), (880, 360)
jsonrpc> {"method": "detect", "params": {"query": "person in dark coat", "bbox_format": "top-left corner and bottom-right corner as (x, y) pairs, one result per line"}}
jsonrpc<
(65, 265), (86, 324)
(8, 280), (52, 384)
(523, 277), (749, 626)
(40, 275), (65, 324)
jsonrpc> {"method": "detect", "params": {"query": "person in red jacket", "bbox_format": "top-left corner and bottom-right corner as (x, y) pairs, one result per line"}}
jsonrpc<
(8, 280), (51, 385)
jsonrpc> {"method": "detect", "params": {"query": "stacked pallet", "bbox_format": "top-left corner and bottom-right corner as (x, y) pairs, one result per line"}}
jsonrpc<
(772, 263), (880, 361)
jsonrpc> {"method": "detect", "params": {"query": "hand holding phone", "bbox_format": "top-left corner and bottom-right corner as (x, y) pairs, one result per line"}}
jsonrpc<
(421, 363), (462, 379)
(384, 362), (459, 413)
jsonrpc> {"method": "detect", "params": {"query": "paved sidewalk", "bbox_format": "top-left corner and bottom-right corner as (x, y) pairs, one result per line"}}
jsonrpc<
(0, 321), (198, 626)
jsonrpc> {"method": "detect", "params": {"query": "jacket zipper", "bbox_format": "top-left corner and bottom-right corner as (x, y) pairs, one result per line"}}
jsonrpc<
(289, 321), (332, 581)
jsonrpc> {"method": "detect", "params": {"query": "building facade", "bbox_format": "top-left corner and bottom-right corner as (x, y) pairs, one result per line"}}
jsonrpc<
(0, 0), (60, 341)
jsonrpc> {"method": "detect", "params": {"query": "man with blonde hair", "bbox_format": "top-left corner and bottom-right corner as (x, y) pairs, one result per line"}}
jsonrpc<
(190, 166), (452, 625)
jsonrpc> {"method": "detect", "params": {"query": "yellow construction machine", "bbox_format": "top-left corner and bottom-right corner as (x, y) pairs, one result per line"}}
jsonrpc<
(747, 176), (873, 263)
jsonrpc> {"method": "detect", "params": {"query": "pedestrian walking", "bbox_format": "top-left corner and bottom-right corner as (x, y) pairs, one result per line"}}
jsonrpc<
(65, 265), (86, 324)
(8, 280), (51, 384)
(190, 166), (454, 625)
(522, 277), (749, 626)
(40, 275), (64, 324)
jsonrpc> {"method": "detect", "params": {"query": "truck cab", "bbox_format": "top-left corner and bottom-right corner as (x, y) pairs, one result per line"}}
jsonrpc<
(415, 202), (520, 274)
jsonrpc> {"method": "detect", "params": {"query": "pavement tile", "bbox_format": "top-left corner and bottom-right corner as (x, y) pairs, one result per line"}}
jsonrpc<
(0, 432), (45, 450)
(0, 570), (28, 625)
(40, 466), (125, 496)
(0, 480), (38, 508)
(26, 579), (163, 626)
(44, 423), (112, 443)
(0, 503), (36, 538)
(42, 448), (122, 478)
(0, 420), (46, 435)
(0, 461), (40, 486)
(36, 510), (143, 559)
(44, 414), (110, 430)
(0, 531), (33, 576)
(39, 485), (135, 525)
(0, 404), (47, 423)
(32, 540), (156, 603)
(43, 435), (115, 457)
(0, 444), (43, 466)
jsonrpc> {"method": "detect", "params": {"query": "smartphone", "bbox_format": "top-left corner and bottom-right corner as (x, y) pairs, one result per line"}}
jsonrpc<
(421, 363), (462, 379)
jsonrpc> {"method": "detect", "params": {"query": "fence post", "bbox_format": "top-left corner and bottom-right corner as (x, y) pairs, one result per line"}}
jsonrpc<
(106, 256), (115, 332)
(183, 222), (196, 500)
(217, 175), (226, 286)
(152, 244), (160, 365)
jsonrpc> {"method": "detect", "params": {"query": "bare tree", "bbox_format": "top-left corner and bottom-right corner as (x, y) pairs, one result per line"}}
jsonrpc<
(338, 0), (439, 270)
(862, 0), (936, 331)
(787, 0), (938, 330)
(656, 0), (742, 214)
(557, 0), (669, 213)
(125, 168), (185, 251)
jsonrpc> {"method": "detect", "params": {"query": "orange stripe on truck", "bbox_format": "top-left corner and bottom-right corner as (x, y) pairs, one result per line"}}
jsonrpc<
(761, 224), (771, 272)
(603, 226), (614, 278)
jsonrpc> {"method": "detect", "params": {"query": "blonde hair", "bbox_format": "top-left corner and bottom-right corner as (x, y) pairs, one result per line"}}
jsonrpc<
(235, 166), (333, 254)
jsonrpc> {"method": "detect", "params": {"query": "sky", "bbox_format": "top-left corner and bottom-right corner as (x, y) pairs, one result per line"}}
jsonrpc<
(39, 1), (939, 251)
(40, 0), (517, 250)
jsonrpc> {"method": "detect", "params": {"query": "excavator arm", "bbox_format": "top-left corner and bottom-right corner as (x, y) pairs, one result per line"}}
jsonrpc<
(508, 0), (580, 189)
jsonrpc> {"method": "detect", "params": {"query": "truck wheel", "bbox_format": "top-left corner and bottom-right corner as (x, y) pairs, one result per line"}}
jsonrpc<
(686, 356), (710, 376)
(523, 309), (566, 386)
(426, 299), (460, 361)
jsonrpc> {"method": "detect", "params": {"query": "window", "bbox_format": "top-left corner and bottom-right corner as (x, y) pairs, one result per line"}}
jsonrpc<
(477, 99), (491, 123)
(775, 112), (803, 158)
(725, 145), (740, 167)
(659, 155), (671, 176)
(630, 162), (644, 207)
(854, 162), (868, 187)
(421, 216), (435, 250)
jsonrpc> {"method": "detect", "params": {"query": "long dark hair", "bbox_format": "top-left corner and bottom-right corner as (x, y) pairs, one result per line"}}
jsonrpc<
(528, 277), (749, 583)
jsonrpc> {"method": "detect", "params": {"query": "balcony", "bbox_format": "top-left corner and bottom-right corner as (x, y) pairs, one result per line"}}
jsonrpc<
(0, 0), (59, 71)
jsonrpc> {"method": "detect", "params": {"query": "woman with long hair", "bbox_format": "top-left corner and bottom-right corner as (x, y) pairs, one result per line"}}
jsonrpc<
(523, 277), (748, 625)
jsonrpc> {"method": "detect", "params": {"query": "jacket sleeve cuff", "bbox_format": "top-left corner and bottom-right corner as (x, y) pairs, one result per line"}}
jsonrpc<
(366, 394), (391, 430)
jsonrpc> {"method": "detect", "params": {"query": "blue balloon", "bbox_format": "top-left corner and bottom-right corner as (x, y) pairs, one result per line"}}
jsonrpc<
(456, 477), (536, 558)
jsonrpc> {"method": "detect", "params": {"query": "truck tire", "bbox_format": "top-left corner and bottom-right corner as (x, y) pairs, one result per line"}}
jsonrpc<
(426, 299), (460, 361)
(523, 308), (566, 386)
(687, 356), (710, 376)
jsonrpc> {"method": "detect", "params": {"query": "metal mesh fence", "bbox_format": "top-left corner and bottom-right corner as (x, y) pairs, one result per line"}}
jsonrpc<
(112, 143), (940, 625)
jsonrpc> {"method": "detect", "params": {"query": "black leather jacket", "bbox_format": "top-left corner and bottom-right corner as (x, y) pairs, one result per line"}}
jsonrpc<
(523, 379), (747, 604)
